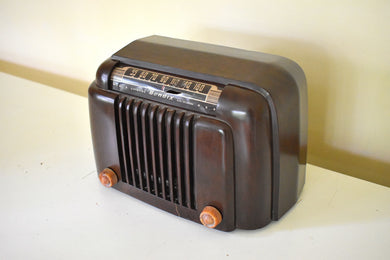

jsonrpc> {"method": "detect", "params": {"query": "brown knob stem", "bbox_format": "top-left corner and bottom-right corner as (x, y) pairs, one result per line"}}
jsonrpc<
(98, 168), (118, 187)
(200, 206), (222, 228)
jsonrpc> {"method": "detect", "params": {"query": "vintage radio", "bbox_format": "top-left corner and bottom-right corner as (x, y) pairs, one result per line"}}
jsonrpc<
(89, 36), (307, 231)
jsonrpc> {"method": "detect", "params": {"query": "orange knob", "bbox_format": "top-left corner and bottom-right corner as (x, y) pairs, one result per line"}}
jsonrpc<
(98, 168), (118, 187)
(200, 206), (222, 228)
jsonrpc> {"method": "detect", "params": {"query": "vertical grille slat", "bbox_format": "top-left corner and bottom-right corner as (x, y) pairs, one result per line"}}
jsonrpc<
(125, 100), (137, 186)
(183, 114), (195, 209)
(140, 103), (151, 193)
(156, 107), (167, 200)
(132, 101), (145, 190)
(115, 97), (196, 210)
(116, 97), (129, 184)
(174, 112), (184, 206)
(148, 105), (158, 196)
(165, 110), (175, 202)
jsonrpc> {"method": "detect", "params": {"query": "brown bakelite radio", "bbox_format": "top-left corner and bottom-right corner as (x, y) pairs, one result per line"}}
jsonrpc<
(89, 36), (307, 231)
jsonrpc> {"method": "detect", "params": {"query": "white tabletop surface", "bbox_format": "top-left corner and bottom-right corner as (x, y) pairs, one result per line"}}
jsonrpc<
(0, 72), (389, 260)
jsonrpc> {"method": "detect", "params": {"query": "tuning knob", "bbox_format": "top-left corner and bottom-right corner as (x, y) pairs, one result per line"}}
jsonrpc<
(98, 168), (118, 187)
(200, 206), (222, 228)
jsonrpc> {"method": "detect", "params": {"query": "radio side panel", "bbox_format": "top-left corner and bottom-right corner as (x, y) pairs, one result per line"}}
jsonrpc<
(89, 83), (121, 175)
(217, 85), (273, 229)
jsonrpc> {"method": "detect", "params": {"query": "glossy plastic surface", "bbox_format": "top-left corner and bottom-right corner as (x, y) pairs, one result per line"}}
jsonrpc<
(89, 35), (307, 230)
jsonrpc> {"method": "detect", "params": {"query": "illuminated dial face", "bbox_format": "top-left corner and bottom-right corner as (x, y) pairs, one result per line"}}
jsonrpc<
(111, 65), (223, 115)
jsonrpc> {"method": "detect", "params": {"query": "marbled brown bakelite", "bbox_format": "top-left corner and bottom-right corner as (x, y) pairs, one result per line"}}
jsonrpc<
(89, 36), (307, 231)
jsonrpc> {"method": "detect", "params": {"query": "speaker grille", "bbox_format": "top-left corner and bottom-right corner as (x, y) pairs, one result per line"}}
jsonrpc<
(114, 97), (196, 209)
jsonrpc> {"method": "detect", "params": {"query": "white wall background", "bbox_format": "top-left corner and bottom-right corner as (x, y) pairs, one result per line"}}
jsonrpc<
(1, 0), (389, 184)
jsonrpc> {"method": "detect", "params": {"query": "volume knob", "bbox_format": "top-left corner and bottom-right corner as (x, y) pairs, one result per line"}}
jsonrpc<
(98, 168), (118, 187)
(200, 206), (222, 228)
